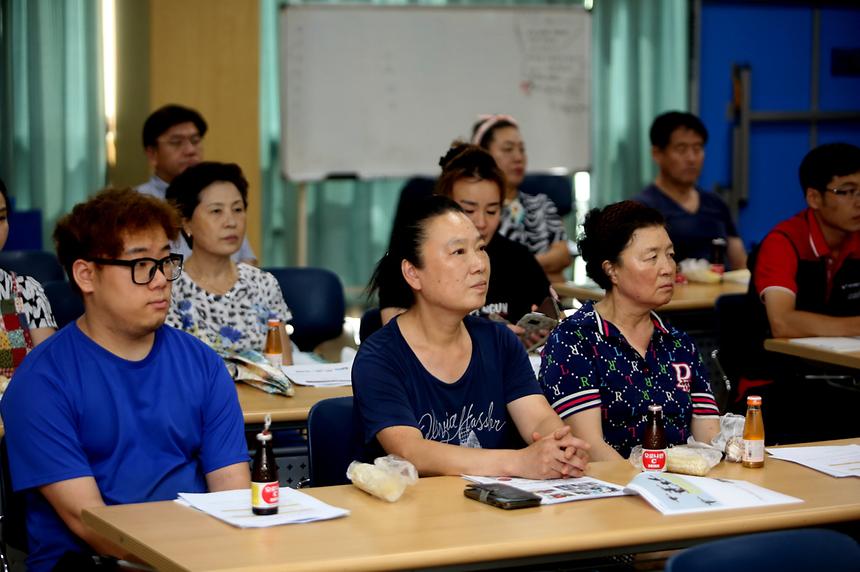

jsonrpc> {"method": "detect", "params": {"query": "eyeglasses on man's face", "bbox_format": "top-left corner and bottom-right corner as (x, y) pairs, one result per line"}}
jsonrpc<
(159, 134), (202, 150)
(825, 184), (860, 200)
(88, 254), (184, 285)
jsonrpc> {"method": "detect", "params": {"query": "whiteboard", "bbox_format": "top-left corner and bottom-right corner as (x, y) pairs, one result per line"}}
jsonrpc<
(279, 5), (591, 181)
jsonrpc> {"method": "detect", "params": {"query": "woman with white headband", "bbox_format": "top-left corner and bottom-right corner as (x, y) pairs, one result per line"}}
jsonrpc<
(472, 115), (571, 283)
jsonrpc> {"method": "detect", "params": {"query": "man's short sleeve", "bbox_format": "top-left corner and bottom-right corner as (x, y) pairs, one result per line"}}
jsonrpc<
(539, 329), (601, 420)
(754, 232), (799, 297)
(1, 364), (92, 491)
(199, 353), (249, 474)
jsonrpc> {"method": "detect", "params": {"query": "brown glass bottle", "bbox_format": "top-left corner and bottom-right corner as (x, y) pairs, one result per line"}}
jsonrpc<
(251, 423), (279, 515)
(641, 404), (668, 472)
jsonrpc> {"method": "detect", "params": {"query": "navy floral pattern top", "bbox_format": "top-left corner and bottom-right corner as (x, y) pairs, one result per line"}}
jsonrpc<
(166, 264), (291, 354)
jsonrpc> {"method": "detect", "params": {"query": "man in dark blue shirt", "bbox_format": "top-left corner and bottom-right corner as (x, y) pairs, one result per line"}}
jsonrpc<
(634, 111), (747, 270)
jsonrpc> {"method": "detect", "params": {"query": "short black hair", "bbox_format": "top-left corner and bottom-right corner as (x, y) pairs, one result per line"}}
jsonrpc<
(368, 195), (464, 309)
(579, 201), (666, 291)
(165, 162), (248, 248)
(142, 104), (208, 148)
(650, 111), (708, 149)
(798, 142), (860, 196)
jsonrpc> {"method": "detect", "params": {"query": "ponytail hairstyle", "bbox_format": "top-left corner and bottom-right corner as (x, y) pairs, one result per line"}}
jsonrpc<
(578, 200), (666, 291)
(368, 195), (464, 308)
(435, 142), (506, 202)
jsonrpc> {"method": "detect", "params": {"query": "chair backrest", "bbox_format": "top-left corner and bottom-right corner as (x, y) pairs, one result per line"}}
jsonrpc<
(0, 437), (28, 556)
(665, 528), (860, 572)
(41, 280), (84, 329)
(307, 396), (360, 487)
(358, 307), (382, 344)
(263, 267), (346, 352)
(520, 174), (574, 217)
(0, 251), (65, 284)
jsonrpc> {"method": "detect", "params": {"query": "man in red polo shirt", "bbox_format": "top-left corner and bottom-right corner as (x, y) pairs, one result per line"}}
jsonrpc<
(755, 142), (860, 337)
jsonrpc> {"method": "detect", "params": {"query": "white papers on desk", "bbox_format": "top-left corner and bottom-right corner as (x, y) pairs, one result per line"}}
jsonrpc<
(624, 472), (801, 515)
(462, 475), (629, 505)
(766, 445), (860, 478)
(176, 488), (349, 528)
(280, 362), (352, 387)
(787, 336), (860, 352)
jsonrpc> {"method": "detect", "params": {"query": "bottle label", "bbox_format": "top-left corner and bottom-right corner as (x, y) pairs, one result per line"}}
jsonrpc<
(251, 481), (280, 509)
(641, 449), (667, 472)
(263, 353), (283, 367)
(710, 263), (725, 275)
(743, 439), (765, 463)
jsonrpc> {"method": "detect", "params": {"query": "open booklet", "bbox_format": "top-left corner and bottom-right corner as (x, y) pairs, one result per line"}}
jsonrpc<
(463, 472), (802, 515)
(624, 472), (802, 515)
(462, 475), (630, 505)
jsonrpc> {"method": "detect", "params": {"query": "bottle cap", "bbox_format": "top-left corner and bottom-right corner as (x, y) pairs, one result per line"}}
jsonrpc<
(267, 318), (281, 327)
(747, 395), (762, 405)
(256, 413), (273, 441)
(648, 404), (663, 412)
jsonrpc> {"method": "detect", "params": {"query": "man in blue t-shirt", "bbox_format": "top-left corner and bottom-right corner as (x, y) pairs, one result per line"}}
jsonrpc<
(0, 189), (250, 572)
(634, 111), (747, 270)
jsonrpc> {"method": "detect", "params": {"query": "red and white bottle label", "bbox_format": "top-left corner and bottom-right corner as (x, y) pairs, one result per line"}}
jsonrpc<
(641, 449), (667, 472)
(251, 481), (280, 509)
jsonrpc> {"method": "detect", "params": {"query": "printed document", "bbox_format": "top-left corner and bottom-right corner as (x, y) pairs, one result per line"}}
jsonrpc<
(766, 445), (860, 478)
(787, 336), (860, 352)
(280, 362), (352, 387)
(177, 488), (349, 528)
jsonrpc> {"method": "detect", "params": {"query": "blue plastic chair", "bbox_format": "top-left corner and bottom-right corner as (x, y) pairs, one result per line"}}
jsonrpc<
(0, 251), (65, 284)
(263, 267), (346, 352)
(306, 397), (360, 487)
(665, 528), (860, 572)
(41, 280), (84, 329)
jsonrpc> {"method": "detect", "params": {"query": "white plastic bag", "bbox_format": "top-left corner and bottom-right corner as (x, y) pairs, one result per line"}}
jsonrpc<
(346, 455), (418, 502)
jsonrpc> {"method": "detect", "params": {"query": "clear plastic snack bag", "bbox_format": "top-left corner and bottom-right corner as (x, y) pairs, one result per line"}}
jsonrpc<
(346, 455), (418, 502)
(628, 445), (722, 476)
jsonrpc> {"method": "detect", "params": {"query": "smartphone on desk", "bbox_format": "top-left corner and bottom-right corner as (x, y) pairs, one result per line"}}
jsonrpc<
(464, 483), (541, 510)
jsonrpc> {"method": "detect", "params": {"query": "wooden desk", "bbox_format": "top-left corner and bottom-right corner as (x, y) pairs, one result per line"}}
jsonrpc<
(765, 338), (860, 370)
(236, 383), (352, 425)
(553, 281), (748, 311)
(83, 438), (860, 572)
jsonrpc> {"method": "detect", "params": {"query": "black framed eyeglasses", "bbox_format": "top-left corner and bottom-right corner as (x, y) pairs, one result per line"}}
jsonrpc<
(88, 254), (184, 285)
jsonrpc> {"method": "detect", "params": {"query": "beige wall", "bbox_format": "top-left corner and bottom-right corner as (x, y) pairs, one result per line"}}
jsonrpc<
(111, 0), (151, 189)
(148, 0), (261, 256)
